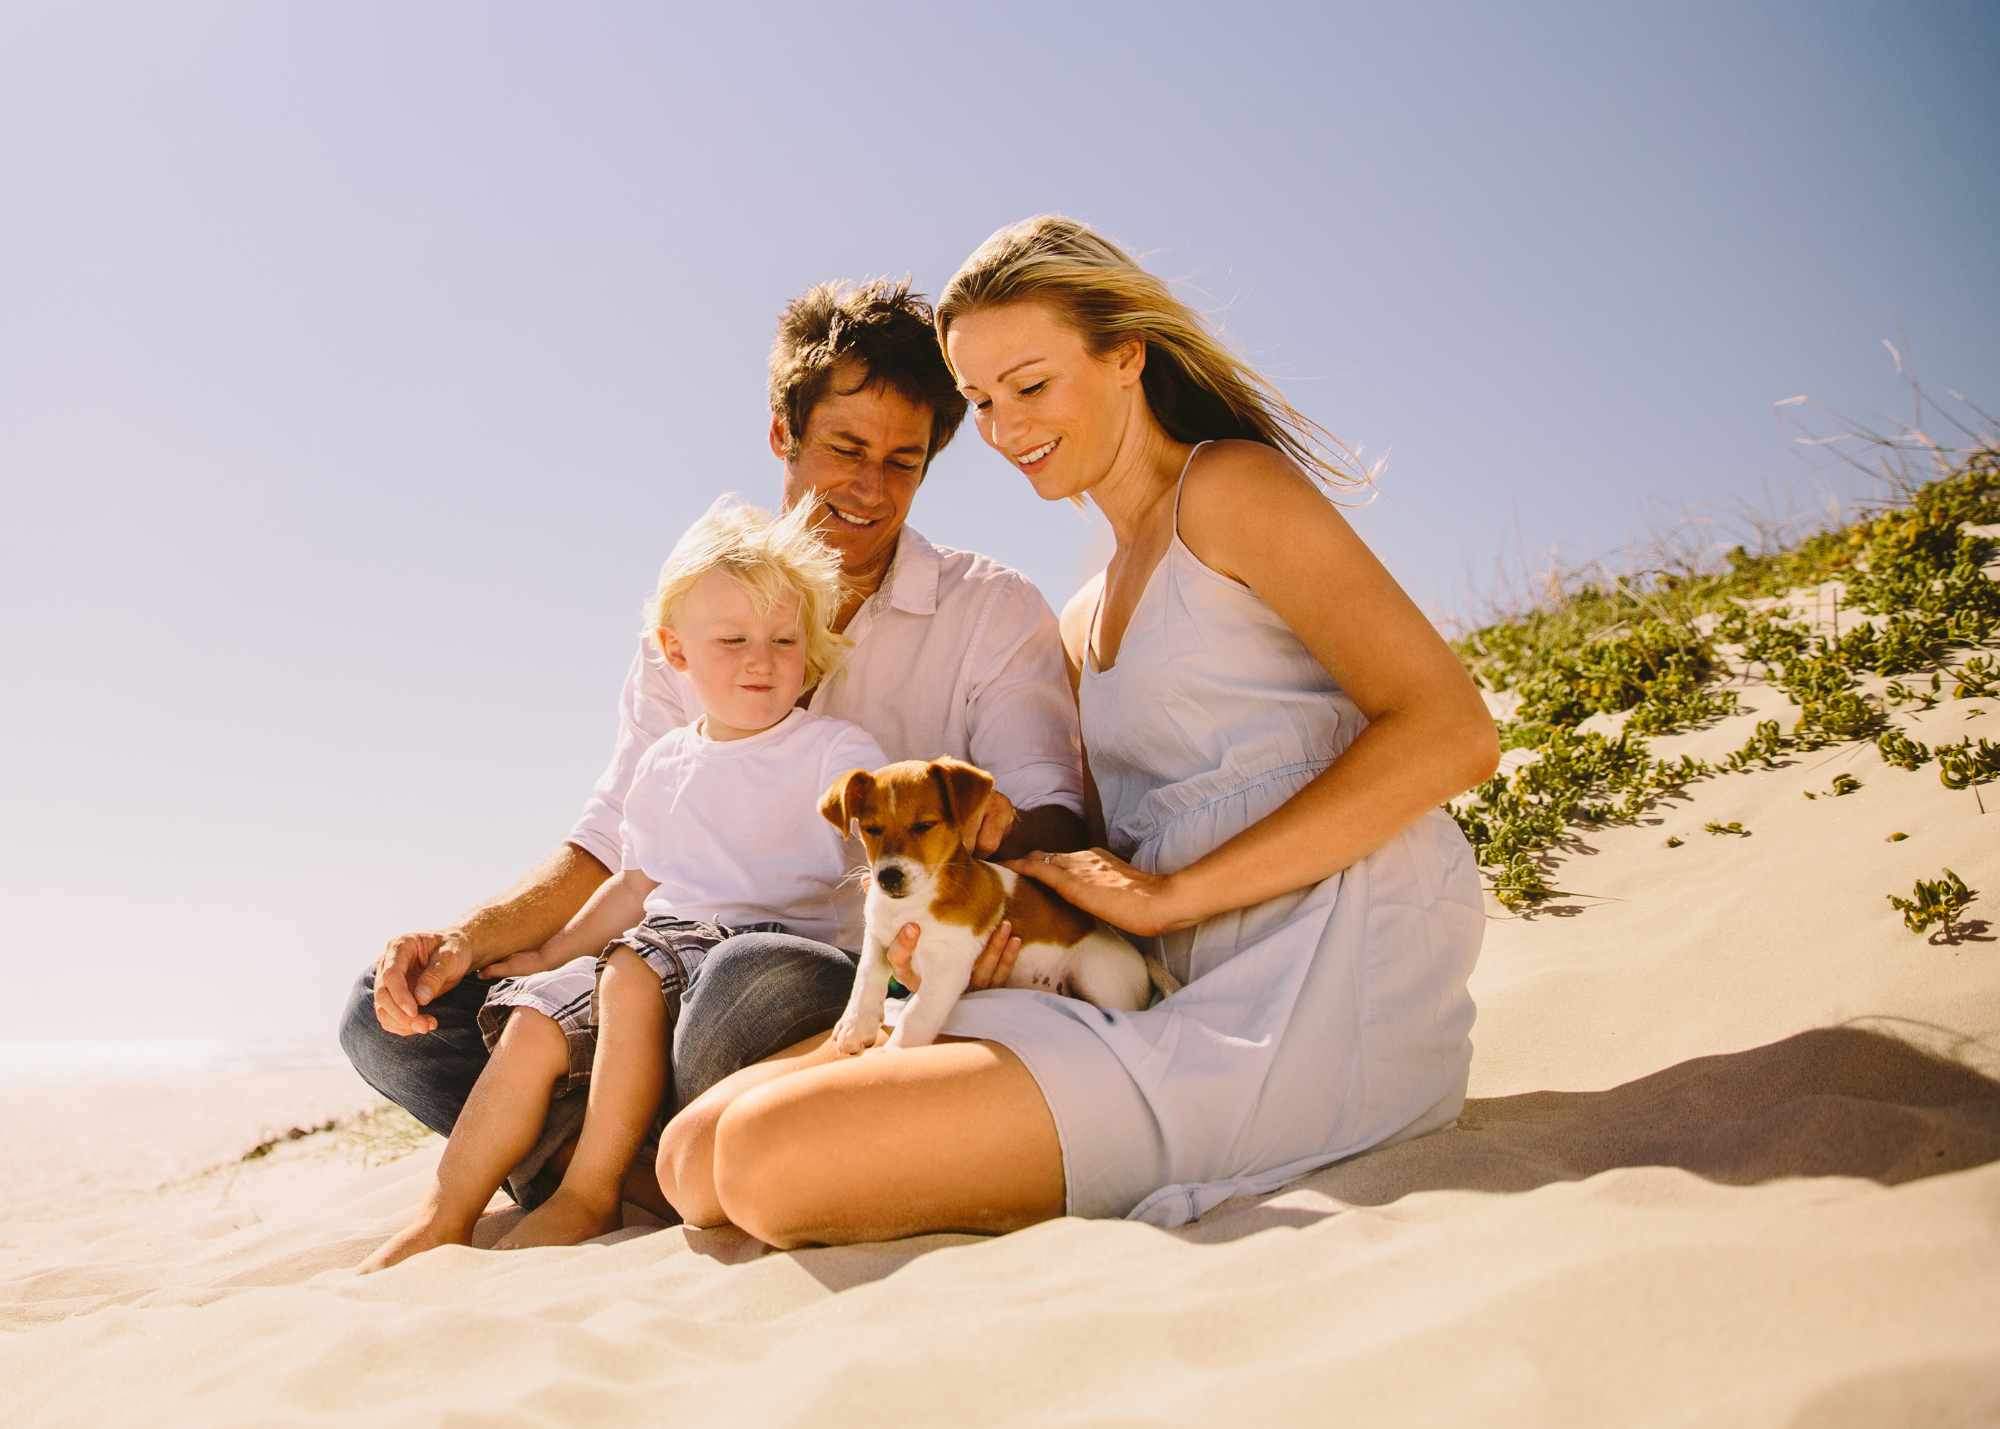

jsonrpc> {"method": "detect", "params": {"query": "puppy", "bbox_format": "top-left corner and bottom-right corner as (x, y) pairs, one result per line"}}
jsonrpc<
(819, 756), (1179, 1052)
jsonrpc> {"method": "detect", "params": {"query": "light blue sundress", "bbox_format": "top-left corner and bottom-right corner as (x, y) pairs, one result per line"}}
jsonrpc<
(938, 446), (1484, 1227)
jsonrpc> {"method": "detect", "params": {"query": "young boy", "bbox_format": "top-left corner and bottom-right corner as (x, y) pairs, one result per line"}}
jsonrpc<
(361, 500), (885, 1270)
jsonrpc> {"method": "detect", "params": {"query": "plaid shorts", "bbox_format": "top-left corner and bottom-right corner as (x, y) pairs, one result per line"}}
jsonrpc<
(474, 913), (783, 1205)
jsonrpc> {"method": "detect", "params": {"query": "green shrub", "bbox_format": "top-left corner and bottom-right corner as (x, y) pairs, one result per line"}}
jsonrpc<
(1876, 729), (1932, 770)
(1951, 655), (1999, 700)
(1886, 869), (1978, 940)
(1723, 719), (1788, 772)
(1935, 737), (2000, 791)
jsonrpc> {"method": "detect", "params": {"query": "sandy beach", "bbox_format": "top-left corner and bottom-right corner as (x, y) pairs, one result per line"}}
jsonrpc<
(8, 579), (1999, 1426)
(10, 4), (1998, 1423)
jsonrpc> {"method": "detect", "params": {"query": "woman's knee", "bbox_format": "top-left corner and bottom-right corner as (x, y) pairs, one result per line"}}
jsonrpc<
(654, 1098), (727, 1227)
(709, 1082), (829, 1249)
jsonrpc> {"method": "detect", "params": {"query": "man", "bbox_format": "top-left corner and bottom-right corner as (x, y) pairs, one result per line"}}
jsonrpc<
(339, 278), (1085, 1191)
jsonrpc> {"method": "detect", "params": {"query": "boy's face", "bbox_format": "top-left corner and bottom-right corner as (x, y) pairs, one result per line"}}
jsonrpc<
(658, 570), (810, 741)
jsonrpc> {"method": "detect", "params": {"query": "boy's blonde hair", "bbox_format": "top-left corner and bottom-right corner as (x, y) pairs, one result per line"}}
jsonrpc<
(645, 498), (851, 689)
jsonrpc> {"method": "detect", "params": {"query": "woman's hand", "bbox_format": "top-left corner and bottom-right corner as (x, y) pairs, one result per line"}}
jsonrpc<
(885, 919), (1023, 992)
(1004, 849), (1199, 938)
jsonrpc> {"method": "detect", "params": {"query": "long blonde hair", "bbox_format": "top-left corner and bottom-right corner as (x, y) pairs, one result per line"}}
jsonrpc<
(936, 215), (1376, 495)
(646, 498), (850, 689)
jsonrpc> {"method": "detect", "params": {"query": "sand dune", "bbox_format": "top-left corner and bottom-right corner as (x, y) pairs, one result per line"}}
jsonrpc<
(6, 628), (1997, 1425)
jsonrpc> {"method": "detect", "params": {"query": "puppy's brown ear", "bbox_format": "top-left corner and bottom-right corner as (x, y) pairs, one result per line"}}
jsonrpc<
(928, 757), (995, 850)
(819, 769), (874, 834)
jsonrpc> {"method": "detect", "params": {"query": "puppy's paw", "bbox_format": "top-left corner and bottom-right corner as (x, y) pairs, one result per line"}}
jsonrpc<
(831, 1013), (876, 1056)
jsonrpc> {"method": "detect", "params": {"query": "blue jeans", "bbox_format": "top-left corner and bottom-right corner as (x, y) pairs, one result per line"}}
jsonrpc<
(336, 931), (857, 1150)
(668, 932), (857, 1108)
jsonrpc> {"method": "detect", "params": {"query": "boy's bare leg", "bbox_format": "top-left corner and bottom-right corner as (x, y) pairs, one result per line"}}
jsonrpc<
(497, 948), (666, 1249)
(359, 1009), (567, 1273)
(540, 1134), (678, 1222)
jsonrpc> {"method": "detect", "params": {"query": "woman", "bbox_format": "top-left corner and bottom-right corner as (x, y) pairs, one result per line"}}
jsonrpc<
(655, 216), (1498, 1244)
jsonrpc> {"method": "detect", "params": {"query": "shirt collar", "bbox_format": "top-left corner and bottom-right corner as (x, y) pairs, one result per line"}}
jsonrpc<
(876, 524), (940, 616)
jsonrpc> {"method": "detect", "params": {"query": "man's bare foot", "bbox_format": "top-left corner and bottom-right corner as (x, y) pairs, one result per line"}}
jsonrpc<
(494, 1186), (623, 1250)
(358, 1217), (471, 1274)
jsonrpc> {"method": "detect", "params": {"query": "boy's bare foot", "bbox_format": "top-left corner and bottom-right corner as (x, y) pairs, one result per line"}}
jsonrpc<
(358, 1216), (472, 1274)
(494, 1187), (622, 1250)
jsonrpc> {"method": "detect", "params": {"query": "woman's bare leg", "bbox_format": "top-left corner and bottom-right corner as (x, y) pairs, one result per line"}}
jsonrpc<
(497, 948), (665, 1249)
(656, 1027), (875, 1227)
(671, 1035), (1065, 1248)
(359, 1009), (567, 1272)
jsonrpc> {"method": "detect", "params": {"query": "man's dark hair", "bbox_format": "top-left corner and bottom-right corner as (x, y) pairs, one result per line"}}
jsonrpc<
(768, 278), (968, 466)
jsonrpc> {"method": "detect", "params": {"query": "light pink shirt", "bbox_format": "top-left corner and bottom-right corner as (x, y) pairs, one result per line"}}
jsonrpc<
(568, 526), (1084, 872)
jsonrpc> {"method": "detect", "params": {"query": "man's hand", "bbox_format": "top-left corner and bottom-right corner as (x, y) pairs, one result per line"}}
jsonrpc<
(884, 919), (1023, 994)
(990, 802), (1088, 863)
(372, 930), (474, 1036)
(967, 790), (1018, 858)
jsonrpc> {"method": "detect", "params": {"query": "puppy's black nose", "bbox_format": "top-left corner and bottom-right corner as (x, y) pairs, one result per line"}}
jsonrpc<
(875, 865), (906, 897)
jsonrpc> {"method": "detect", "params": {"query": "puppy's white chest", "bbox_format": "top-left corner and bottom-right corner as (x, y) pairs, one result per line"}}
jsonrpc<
(866, 882), (984, 965)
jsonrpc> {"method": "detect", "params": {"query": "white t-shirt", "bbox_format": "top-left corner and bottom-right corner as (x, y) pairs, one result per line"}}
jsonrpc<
(619, 709), (887, 951)
(570, 525), (1083, 873)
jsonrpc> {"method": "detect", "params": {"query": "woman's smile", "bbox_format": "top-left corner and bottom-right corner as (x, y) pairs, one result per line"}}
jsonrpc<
(1014, 437), (1061, 472)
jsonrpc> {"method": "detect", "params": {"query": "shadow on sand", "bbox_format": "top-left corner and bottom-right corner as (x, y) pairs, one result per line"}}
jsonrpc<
(768, 1019), (2000, 1285)
(1180, 1019), (2000, 1245)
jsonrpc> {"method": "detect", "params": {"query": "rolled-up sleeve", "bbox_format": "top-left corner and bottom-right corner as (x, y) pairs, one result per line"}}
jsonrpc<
(963, 577), (1085, 817)
(568, 638), (690, 870)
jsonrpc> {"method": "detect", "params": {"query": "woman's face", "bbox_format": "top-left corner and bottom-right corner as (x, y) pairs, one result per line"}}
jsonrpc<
(945, 301), (1143, 503)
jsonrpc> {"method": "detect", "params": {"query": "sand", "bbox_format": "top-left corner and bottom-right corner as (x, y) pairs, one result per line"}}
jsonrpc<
(6, 662), (1997, 1425)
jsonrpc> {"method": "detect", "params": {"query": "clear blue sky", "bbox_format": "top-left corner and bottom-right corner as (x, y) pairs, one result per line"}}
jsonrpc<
(4, 1), (1994, 1046)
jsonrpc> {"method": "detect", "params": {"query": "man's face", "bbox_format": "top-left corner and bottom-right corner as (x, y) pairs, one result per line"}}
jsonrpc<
(775, 363), (934, 591)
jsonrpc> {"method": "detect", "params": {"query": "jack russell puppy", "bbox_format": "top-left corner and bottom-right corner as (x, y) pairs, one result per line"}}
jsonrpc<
(820, 756), (1180, 1053)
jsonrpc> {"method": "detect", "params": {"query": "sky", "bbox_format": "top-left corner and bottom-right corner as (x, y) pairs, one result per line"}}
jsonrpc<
(3, 1), (1995, 1048)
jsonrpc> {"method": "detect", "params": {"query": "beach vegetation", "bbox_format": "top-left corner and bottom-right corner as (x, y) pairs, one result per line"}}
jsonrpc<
(1934, 736), (2000, 791)
(1875, 729), (1932, 770)
(1446, 413), (1997, 909)
(1886, 869), (1978, 941)
(1882, 674), (1943, 710)
(1950, 656), (1998, 700)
